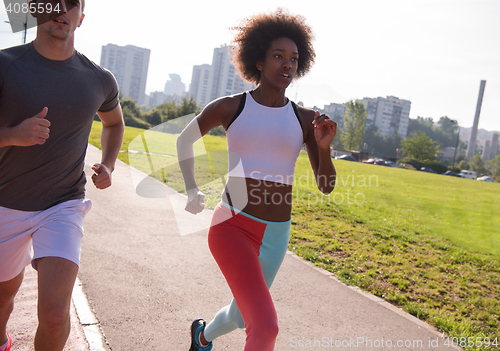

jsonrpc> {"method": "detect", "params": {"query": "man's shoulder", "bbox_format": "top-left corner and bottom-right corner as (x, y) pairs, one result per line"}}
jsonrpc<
(74, 51), (115, 80)
(0, 43), (31, 65)
(74, 51), (118, 92)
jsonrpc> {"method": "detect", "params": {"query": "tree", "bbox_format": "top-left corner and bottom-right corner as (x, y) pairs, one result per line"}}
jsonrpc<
(487, 155), (500, 177)
(362, 125), (383, 157)
(156, 97), (201, 122)
(331, 129), (344, 150)
(469, 154), (487, 175)
(144, 110), (162, 126)
(407, 116), (457, 148)
(438, 116), (458, 138)
(209, 126), (226, 136)
(458, 160), (469, 170)
(401, 132), (440, 161)
(120, 98), (150, 129)
(341, 99), (366, 151)
(178, 97), (201, 117)
(382, 134), (403, 159)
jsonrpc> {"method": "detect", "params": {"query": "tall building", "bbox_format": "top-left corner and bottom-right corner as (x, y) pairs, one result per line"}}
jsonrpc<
(100, 44), (150, 105)
(362, 96), (411, 139)
(209, 45), (254, 102)
(148, 91), (168, 108)
(490, 133), (499, 160)
(323, 103), (346, 130)
(466, 80), (486, 159)
(164, 73), (186, 97)
(481, 140), (491, 161)
(189, 45), (253, 108)
(189, 64), (212, 108)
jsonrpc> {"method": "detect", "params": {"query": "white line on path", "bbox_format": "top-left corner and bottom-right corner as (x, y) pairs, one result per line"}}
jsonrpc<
(72, 278), (108, 351)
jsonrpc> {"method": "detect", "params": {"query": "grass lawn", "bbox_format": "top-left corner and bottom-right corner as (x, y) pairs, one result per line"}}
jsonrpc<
(290, 157), (499, 350)
(89, 121), (500, 350)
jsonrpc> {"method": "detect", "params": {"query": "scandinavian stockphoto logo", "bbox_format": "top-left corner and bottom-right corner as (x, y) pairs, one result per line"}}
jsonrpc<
(127, 114), (377, 235)
(127, 114), (247, 236)
(3, 0), (78, 33)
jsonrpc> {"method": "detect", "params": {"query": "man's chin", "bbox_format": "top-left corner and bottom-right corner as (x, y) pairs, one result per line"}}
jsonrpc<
(46, 29), (71, 41)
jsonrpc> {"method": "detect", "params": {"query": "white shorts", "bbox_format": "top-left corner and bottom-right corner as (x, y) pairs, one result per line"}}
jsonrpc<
(0, 199), (92, 282)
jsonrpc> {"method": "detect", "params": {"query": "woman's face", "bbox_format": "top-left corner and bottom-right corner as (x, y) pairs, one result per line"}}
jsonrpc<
(257, 37), (299, 90)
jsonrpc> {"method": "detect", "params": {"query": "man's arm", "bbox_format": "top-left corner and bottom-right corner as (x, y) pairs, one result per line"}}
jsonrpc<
(92, 104), (125, 189)
(0, 107), (50, 148)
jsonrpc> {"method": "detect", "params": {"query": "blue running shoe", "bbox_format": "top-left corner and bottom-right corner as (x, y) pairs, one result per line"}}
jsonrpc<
(189, 319), (213, 351)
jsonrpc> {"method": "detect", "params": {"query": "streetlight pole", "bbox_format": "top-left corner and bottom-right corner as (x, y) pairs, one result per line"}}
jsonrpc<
(4, 11), (28, 44)
(23, 12), (28, 44)
(452, 121), (460, 170)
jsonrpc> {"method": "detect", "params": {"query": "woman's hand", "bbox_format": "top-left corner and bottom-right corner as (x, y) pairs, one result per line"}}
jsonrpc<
(312, 111), (337, 150)
(185, 188), (206, 214)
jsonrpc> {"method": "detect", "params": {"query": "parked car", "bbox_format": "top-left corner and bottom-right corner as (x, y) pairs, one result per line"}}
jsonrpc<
(477, 176), (494, 182)
(335, 155), (356, 161)
(457, 170), (477, 179)
(384, 161), (400, 167)
(442, 170), (460, 177)
(420, 167), (436, 173)
(400, 163), (416, 170)
(374, 160), (391, 166)
(363, 158), (376, 164)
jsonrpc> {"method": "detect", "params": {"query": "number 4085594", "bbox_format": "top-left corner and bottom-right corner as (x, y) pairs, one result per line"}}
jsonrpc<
(5, 2), (60, 14)
(444, 337), (498, 348)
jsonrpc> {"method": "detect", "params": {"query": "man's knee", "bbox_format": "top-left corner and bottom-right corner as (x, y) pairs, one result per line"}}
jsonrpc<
(0, 289), (16, 307)
(38, 303), (71, 330)
(0, 294), (15, 314)
(0, 270), (24, 308)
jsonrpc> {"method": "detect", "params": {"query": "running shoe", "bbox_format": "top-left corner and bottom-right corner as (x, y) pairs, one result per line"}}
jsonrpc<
(3, 333), (11, 351)
(189, 319), (212, 351)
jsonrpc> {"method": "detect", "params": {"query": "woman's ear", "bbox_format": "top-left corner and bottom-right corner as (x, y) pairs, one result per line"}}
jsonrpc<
(256, 60), (263, 71)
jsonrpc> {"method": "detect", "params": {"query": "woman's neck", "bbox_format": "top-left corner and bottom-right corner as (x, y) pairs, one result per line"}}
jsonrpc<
(250, 86), (288, 107)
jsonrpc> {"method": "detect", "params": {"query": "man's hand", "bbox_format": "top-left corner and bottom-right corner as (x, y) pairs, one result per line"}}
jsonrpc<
(91, 163), (112, 189)
(6, 107), (51, 147)
(185, 188), (205, 214)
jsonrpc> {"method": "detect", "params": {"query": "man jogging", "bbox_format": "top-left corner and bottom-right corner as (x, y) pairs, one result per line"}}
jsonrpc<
(0, 1), (124, 350)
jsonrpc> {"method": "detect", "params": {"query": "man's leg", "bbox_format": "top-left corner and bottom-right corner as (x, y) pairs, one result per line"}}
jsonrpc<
(34, 257), (78, 351)
(0, 269), (24, 346)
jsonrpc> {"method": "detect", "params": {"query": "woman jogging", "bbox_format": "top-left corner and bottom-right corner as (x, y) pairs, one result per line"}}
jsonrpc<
(177, 8), (337, 351)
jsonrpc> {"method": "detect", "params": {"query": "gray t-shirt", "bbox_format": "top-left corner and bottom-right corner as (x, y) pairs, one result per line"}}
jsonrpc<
(0, 42), (119, 211)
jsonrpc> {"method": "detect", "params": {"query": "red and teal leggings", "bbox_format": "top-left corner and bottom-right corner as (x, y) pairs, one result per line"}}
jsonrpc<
(204, 201), (291, 351)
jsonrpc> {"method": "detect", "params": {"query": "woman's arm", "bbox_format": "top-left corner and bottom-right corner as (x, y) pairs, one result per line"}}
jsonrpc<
(301, 107), (337, 194)
(177, 95), (241, 213)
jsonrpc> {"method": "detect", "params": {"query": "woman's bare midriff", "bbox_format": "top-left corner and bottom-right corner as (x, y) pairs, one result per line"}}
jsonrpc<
(222, 177), (293, 222)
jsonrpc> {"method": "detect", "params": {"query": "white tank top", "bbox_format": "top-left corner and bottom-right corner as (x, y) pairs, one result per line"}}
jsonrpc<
(226, 92), (304, 185)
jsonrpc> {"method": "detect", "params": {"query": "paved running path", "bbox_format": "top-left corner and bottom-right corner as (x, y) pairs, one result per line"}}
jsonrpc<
(7, 144), (460, 350)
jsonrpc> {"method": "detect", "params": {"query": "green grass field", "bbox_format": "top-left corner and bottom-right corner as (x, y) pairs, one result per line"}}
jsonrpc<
(89, 121), (500, 350)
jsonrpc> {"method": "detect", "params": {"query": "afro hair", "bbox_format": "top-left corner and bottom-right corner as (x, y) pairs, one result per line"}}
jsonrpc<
(230, 8), (315, 85)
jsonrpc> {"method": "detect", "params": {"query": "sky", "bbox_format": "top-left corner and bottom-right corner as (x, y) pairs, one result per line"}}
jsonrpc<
(1, 0), (499, 132)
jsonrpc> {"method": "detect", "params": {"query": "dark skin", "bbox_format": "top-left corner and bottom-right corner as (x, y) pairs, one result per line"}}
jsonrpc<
(177, 38), (337, 342)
